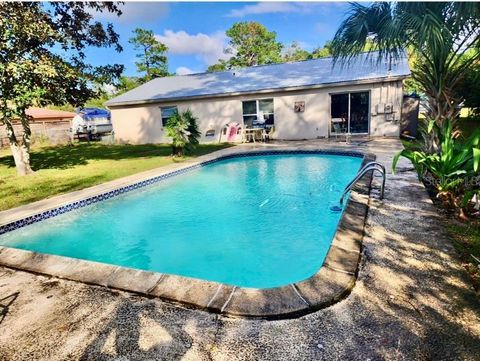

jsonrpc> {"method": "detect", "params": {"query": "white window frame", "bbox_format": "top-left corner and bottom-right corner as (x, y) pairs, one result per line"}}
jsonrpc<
(242, 98), (274, 126)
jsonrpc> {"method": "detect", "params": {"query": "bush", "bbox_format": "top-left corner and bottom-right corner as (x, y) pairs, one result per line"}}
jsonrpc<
(393, 118), (480, 218)
(164, 109), (201, 156)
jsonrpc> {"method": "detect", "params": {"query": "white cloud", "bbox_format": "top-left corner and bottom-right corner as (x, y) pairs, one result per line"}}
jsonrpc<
(176, 67), (196, 76)
(228, 2), (300, 17)
(92, 2), (169, 24)
(155, 30), (229, 66)
(227, 2), (343, 18)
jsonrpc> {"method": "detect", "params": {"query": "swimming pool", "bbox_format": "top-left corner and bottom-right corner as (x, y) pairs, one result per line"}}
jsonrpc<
(0, 152), (362, 289)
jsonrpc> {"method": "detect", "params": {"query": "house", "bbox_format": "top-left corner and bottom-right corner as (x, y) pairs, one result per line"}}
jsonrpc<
(24, 108), (76, 122)
(0, 108), (76, 147)
(105, 52), (410, 143)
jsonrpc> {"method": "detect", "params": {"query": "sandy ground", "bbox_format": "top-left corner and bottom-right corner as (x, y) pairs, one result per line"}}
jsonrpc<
(0, 138), (479, 361)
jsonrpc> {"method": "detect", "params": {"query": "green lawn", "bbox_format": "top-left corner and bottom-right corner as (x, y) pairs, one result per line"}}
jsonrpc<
(444, 220), (480, 290)
(0, 142), (232, 212)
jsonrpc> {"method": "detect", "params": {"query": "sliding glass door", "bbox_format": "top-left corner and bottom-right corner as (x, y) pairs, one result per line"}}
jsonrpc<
(330, 91), (369, 134)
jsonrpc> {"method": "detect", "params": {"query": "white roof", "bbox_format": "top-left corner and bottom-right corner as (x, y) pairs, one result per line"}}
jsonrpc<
(105, 52), (410, 106)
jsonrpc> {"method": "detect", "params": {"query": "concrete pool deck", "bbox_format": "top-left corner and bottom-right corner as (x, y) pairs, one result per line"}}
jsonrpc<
(0, 138), (479, 360)
(0, 147), (374, 318)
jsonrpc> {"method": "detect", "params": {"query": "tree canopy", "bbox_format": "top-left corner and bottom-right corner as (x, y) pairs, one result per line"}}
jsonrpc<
(207, 22), (282, 71)
(116, 76), (144, 95)
(226, 22), (283, 67)
(310, 41), (333, 59)
(332, 2), (480, 127)
(207, 60), (229, 73)
(129, 28), (169, 81)
(0, 2), (123, 175)
(207, 23), (336, 72)
(282, 42), (310, 62)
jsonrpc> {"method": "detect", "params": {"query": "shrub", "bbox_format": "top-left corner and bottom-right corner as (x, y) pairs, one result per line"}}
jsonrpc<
(393, 118), (480, 218)
(164, 109), (201, 156)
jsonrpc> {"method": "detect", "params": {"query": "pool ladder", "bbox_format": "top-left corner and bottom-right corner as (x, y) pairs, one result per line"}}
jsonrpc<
(338, 161), (386, 206)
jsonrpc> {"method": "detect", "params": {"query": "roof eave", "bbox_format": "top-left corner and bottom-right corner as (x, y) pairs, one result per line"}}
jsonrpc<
(105, 74), (410, 108)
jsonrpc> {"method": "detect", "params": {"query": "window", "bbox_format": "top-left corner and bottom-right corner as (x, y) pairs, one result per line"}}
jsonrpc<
(160, 106), (177, 126)
(242, 99), (274, 127)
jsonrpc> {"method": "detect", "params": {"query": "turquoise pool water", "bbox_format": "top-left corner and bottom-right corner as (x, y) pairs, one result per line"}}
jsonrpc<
(0, 153), (362, 288)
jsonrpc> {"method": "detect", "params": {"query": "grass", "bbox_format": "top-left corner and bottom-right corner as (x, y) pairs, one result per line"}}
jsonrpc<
(444, 219), (480, 291)
(0, 142), (232, 212)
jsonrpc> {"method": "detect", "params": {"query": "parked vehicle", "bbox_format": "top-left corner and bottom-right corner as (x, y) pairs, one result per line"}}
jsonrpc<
(71, 108), (113, 140)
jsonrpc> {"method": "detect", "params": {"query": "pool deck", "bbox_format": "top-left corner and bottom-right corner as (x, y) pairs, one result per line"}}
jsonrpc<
(0, 147), (374, 318)
(0, 138), (479, 360)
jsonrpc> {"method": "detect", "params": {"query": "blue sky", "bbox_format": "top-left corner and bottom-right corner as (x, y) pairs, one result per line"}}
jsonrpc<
(87, 2), (351, 76)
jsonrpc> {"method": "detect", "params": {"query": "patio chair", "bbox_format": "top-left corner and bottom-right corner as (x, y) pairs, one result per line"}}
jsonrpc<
(262, 126), (276, 142)
(331, 120), (346, 139)
(242, 128), (254, 143)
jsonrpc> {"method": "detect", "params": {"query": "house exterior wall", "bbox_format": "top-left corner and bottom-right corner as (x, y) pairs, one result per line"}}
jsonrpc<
(109, 79), (404, 144)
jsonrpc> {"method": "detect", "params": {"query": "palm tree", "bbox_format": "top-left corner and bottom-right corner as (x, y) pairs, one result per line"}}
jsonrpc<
(165, 109), (201, 156)
(332, 2), (480, 129)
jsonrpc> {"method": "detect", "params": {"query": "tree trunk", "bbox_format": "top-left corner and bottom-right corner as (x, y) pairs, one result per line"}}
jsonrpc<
(171, 145), (184, 157)
(10, 142), (33, 176)
(422, 87), (462, 153)
(3, 115), (33, 176)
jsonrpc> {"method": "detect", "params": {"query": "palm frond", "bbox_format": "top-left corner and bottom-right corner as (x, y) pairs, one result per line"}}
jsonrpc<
(333, 1), (480, 128)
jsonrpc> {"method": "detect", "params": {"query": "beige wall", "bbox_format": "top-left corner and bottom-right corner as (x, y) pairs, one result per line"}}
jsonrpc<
(109, 79), (404, 144)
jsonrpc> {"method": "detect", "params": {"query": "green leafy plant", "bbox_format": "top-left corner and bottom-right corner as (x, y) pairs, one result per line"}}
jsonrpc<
(332, 2), (480, 130)
(393, 119), (480, 217)
(164, 110), (201, 156)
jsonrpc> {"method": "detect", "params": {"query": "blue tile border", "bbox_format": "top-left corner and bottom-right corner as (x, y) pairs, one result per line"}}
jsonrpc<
(0, 149), (364, 236)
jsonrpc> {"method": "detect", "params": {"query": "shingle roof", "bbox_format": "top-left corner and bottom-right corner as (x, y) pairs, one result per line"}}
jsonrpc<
(105, 52), (410, 107)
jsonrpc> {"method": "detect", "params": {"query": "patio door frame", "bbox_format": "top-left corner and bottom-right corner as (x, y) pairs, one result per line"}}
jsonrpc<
(329, 90), (371, 136)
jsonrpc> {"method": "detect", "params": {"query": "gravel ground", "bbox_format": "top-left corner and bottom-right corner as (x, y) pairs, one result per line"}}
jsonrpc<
(0, 139), (478, 361)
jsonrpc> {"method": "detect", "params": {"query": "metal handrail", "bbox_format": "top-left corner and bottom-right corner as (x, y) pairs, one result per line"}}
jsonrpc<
(339, 162), (386, 205)
(343, 162), (385, 191)
(359, 162), (386, 195)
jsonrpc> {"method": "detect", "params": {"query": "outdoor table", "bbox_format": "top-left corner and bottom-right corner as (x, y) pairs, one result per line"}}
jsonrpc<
(243, 128), (264, 143)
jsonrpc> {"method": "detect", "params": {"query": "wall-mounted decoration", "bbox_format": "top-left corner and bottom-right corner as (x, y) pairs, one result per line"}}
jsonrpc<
(294, 101), (305, 113)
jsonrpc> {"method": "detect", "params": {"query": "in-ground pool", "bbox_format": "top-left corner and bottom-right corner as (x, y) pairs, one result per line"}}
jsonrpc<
(0, 153), (362, 288)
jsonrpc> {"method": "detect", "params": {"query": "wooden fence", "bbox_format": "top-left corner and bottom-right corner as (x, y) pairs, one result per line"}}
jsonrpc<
(0, 120), (72, 147)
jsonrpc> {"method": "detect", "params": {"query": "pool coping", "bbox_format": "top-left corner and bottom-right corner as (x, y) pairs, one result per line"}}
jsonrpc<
(0, 147), (375, 319)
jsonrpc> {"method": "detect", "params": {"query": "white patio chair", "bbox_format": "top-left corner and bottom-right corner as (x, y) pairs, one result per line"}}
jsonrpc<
(331, 119), (347, 139)
(263, 126), (276, 142)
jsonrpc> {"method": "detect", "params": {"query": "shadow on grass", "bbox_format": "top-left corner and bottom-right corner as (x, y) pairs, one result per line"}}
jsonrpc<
(0, 143), (231, 171)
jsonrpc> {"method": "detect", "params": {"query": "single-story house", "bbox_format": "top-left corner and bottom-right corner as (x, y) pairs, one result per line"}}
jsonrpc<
(0, 108), (76, 147)
(105, 52), (410, 143)
(24, 108), (77, 122)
